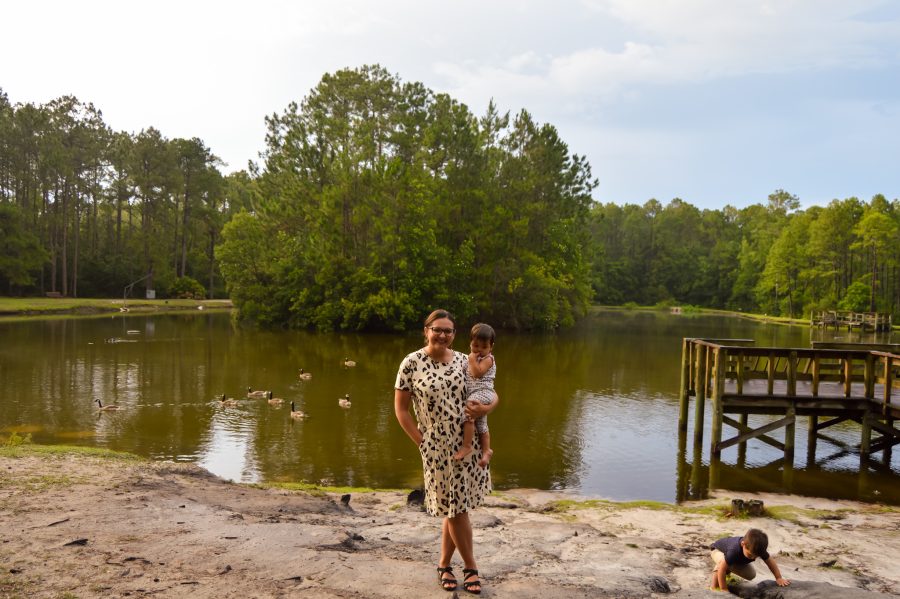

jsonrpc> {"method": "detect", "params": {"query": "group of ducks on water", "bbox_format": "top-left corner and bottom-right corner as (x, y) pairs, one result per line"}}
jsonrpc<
(94, 357), (357, 417)
(219, 357), (357, 419)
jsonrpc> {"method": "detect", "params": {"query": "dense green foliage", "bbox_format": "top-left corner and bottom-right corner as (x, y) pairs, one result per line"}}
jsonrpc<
(591, 190), (900, 317)
(217, 65), (597, 330)
(3, 68), (900, 329)
(0, 88), (249, 298)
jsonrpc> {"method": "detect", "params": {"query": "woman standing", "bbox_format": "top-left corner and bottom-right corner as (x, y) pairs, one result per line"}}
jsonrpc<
(394, 309), (495, 594)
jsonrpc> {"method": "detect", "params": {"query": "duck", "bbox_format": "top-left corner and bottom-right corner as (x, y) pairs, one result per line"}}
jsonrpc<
(290, 401), (308, 419)
(219, 394), (238, 407)
(342, 358), (357, 368)
(298, 369), (312, 381)
(95, 399), (120, 412)
(338, 393), (351, 408)
(267, 391), (284, 406)
(247, 387), (269, 399)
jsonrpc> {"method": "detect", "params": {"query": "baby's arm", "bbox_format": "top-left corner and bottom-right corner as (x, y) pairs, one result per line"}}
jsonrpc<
(468, 352), (494, 378)
(763, 557), (790, 586)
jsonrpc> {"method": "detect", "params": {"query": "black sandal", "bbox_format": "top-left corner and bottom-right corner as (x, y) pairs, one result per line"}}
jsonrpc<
(437, 566), (457, 592)
(462, 568), (481, 595)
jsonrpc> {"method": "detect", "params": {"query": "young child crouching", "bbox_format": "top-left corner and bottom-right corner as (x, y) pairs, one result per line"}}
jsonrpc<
(709, 528), (790, 591)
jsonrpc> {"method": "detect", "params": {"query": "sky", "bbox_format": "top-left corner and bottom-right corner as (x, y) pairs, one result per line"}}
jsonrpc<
(3, 0), (900, 210)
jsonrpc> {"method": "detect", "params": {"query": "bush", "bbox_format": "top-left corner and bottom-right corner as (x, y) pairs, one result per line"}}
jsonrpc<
(170, 276), (206, 300)
(838, 281), (871, 312)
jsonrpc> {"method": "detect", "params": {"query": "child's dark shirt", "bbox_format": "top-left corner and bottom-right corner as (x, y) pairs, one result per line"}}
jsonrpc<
(711, 536), (769, 566)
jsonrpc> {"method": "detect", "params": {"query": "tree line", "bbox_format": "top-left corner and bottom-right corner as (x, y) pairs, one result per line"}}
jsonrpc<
(2, 67), (898, 329)
(0, 89), (251, 299)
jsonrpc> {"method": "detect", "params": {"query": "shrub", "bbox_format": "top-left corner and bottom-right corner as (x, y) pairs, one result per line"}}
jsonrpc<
(170, 276), (207, 300)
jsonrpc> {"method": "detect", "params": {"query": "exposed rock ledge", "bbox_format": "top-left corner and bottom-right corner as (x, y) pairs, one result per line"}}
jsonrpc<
(1, 451), (897, 598)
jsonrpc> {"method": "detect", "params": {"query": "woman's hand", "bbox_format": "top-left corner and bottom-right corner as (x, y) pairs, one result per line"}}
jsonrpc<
(465, 394), (498, 419)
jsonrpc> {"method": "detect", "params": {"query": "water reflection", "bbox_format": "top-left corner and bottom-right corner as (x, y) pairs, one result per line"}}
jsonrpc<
(0, 309), (897, 504)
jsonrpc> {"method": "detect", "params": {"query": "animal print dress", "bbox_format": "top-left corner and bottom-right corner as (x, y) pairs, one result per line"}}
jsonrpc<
(396, 349), (492, 518)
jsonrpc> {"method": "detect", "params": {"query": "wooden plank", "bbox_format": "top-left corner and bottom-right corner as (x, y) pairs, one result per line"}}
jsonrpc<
(723, 415), (785, 450)
(767, 351), (775, 395)
(716, 415), (794, 452)
(736, 351), (744, 395)
(868, 418), (900, 439)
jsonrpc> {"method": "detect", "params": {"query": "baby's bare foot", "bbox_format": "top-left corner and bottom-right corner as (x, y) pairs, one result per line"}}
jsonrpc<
(478, 449), (494, 468)
(453, 445), (473, 461)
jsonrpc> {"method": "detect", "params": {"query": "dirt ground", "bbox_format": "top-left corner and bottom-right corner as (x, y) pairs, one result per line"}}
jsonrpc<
(1, 450), (898, 598)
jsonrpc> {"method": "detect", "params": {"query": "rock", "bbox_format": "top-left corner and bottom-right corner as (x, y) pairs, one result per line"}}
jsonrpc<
(407, 488), (424, 506)
(647, 576), (671, 593)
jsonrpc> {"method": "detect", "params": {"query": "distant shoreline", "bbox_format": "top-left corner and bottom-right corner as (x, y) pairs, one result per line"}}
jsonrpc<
(0, 297), (233, 319)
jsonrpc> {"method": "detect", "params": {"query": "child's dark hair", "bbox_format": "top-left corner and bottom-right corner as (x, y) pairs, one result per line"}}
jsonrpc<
(470, 323), (495, 344)
(743, 528), (768, 555)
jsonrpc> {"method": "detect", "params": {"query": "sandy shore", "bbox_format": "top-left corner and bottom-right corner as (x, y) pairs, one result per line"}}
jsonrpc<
(1, 448), (898, 598)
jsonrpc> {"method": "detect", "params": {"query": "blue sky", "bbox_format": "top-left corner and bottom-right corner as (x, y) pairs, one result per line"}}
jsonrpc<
(3, 0), (899, 209)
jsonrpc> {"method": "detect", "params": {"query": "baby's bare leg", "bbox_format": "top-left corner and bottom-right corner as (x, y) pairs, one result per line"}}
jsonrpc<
(477, 431), (493, 467)
(453, 419), (474, 460)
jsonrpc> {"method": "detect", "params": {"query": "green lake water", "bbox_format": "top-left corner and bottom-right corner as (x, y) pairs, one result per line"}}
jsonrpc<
(1, 309), (898, 503)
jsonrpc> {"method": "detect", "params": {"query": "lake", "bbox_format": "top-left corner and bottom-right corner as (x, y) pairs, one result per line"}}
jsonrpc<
(1, 308), (898, 504)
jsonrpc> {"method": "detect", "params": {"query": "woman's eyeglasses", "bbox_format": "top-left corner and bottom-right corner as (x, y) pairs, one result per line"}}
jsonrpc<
(427, 326), (455, 335)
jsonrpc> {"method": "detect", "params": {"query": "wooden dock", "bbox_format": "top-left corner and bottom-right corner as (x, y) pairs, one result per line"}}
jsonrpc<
(811, 310), (892, 332)
(677, 338), (900, 497)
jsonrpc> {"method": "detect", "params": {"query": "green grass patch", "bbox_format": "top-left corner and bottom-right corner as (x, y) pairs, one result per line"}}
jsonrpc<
(0, 443), (143, 461)
(544, 498), (732, 519)
(763, 505), (853, 524)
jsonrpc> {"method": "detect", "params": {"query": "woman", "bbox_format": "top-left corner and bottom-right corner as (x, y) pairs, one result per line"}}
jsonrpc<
(394, 309), (496, 594)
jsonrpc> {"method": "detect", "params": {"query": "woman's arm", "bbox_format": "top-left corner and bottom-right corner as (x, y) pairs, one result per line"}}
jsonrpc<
(465, 392), (499, 419)
(394, 388), (423, 446)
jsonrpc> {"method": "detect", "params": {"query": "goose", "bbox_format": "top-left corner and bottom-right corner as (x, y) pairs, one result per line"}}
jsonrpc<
(219, 394), (238, 407)
(247, 387), (269, 399)
(342, 358), (357, 368)
(338, 393), (351, 408)
(290, 401), (308, 419)
(95, 399), (120, 412)
(298, 369), (312, 381)
(267, 391), (284, 406)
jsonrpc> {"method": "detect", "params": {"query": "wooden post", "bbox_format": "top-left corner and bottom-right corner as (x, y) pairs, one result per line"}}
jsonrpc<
(767, 351), (775, 396)
(693, 345), (708, 448)
(843, 353), (852, 398)
(884, 356), (893, 414)
(787, 351), (798, 397)
(784, 404), (796, 465)
(737, 413), (749, 467)
(709, 347), (726, 489)
(812, 354), (821, 397)
(860, 410), (872, 459)
(807, 415), (818, 467)
(736, 351), (744, 395)
(864, 353), (875, 399)
(678, 339), (691, 433)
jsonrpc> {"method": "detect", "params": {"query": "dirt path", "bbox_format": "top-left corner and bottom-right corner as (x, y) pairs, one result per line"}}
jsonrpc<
(1, 450), (898, 598)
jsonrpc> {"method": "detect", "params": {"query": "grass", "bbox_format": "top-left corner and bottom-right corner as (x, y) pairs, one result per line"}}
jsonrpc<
(544, 498), (732, 519)
(0, 443), (143, 462)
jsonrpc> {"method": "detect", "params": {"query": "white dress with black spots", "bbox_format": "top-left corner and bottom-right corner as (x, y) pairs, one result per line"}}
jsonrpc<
(396, 349), (492, 518)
